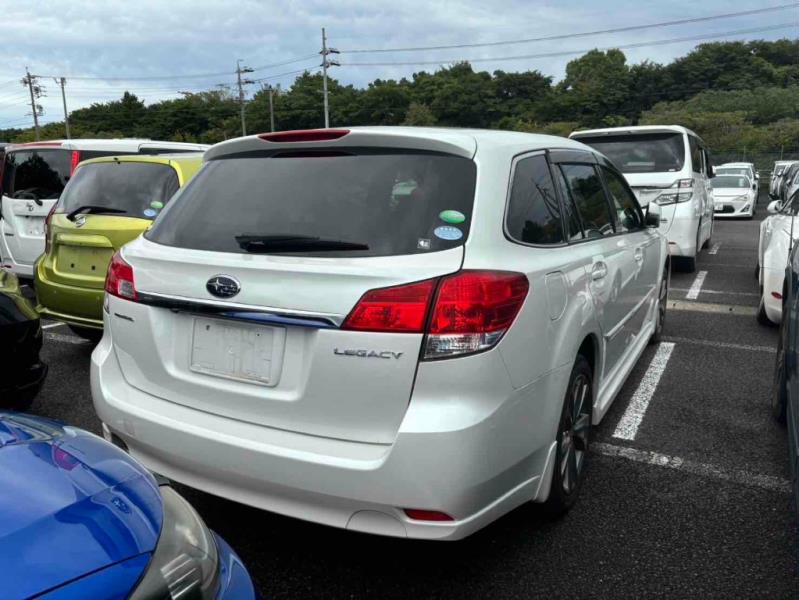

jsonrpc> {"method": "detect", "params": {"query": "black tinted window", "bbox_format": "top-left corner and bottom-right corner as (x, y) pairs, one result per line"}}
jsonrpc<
(601, 166), (643, 232)
(59, 162), (180, 220)
(552, 168), (584, 241)
(576, 133), (685, 174)
(689, 137), (702, 174)
(2, 150), (71, 200)
(506, 155), (562, 244)
(147, 151), (476, 257)
(560, 164), (614, 238)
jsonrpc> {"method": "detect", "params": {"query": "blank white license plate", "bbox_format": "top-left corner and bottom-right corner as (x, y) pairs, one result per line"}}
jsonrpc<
(190, 317), (276, 385)
(25, 216), (44, 236)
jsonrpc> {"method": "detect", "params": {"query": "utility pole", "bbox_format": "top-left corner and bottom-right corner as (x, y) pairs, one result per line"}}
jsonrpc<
(55, 77), (70, 139)
(320, 28), (340, 128)
(236, 60), (254, 136)
(22, 68), (43, 141)
(262, 84), (280, 132)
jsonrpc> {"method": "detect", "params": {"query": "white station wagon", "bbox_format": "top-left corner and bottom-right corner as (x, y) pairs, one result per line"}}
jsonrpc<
(92, 127), (669, 540)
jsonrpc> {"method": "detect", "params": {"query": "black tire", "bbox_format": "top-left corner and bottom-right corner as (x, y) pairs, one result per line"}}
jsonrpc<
(68, 325), (103, 344)
(650, 262), (669, 344)
(772, 316), (789, 424)
(681, 255), (697, 273)
(544, 355), (593, 516)
(755, 263), (760, 281)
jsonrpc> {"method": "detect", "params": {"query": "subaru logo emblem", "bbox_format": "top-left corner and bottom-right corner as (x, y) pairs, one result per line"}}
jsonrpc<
(206, 275), (240, 299)
(74, 215), (86, 228)
(26, 202), (34, 212)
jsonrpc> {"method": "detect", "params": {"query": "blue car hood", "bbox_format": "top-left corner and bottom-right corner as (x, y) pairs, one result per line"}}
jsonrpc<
(0, 413), (162, 598)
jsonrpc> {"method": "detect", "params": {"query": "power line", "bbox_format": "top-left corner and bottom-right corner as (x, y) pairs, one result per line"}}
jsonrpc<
(344, 21), (799, 66)
(341, 3), (799, 53)
(250, 54), (320, 72)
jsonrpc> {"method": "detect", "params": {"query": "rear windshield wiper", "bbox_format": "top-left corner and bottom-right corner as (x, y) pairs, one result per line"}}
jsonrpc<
(66, 205), (128, 222)
(235, 234), (370, 253)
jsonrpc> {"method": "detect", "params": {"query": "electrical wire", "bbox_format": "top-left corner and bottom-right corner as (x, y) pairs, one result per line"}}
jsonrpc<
(341, 3), (799, 53)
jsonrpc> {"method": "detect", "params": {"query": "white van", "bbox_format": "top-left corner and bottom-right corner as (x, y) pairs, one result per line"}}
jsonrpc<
(0, 139), (209, 277)
(570, 126), (714, 271)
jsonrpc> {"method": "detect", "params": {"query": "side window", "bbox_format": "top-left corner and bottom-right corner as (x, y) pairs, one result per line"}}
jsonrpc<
(559, 164), (615, 238)
(689, 136), (702, 174)
(600, 166), (644, 232)
(506, 154), (563, 245)
(552, 168), (584, 241)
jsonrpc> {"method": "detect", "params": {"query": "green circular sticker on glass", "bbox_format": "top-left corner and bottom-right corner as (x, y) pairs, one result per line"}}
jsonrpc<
(150, 200), (164, 209)
(439, 209), (465, 224)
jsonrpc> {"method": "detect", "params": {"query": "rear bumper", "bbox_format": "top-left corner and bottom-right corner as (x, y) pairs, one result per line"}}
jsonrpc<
(92, 328), (567, 541)
(761, 266), (784, 324)
(663, 207), (700, 258)
(35, 258), (104, 328)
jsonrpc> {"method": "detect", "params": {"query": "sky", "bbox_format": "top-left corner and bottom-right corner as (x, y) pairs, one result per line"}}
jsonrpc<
(0, 0), (797, 130)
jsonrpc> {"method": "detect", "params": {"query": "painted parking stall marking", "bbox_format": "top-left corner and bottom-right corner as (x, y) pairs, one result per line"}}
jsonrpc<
(708, 243), (721, 255)
(612, 342), (675, 441)
(42, 322), (65, 330)
(662, 335), (776, 354)
(686, 270), (707, 300)
(669, 299), (757, 316)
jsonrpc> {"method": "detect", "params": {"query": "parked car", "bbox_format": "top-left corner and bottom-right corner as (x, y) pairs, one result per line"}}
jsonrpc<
(712, 173), (757, 219)
(0, 269), (46, 409)
(782, 166), (799, 209)
(715, 162), (758, 193)
(758, 194), (799, 325)
(92, 127), (668, 540)
(0, 411), (256, 599)
(770, 242), (799, 514)
(770, 160), (794, 199)
(35, 154), (204, 342)
(0, 139), (209, 279)
(779, 162), (799, 205)
(570, 125), (713, 272)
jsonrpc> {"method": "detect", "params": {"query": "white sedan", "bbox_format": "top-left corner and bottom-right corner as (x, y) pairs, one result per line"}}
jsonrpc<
(713, 174), (757, 219)
(757, 197), (799, 324)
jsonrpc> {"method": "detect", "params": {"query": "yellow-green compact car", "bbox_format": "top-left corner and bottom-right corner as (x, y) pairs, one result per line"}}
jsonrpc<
(34, 154), (203, 340)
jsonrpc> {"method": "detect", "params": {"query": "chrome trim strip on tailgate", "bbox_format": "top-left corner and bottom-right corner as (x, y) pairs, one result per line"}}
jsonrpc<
(136, 290), (343, 328)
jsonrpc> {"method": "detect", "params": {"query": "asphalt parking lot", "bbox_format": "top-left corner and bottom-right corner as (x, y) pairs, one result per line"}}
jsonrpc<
(23, 193), (799, 598)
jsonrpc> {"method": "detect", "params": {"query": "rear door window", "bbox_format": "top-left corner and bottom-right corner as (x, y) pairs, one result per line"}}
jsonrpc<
(505, 154), (563, 245)
(59, 162), (180, 220)
(2, 150), (71, 200)
(559, 164), (615, 238)
(576, 133), (686, 174)
(147, 151), (477, 257)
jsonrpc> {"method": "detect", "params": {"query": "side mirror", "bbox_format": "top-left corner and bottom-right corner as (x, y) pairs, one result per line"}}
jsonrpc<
(645, 205), (661, 228)
(708, 165), (715, 178)
(753, 183), (757, 190)
(767, 200), (780, 214)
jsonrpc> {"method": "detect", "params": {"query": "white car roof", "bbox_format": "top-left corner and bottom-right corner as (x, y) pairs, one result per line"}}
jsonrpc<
(6, 139), (210, 152)
(569, 124), (704, 143)
(718, 163), (754, 168)
(204, 126), (592, 162)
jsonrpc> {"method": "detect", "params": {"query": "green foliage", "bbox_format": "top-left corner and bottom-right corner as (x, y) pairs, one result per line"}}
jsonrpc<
(3, 39), (799, 153)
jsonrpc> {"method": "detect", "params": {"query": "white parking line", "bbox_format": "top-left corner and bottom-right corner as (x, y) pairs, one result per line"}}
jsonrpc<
(612, 342), (675, 441)
(45, 332), (88, 345)
(42, 322), (65, 330)
(593, 442), (791, 494)
(663, 335), (775, 353)
(708, 243), (721, 255)
(686, 270), (707, 300)
(669, 300), (757, 316)
(671, 287), (758, 297)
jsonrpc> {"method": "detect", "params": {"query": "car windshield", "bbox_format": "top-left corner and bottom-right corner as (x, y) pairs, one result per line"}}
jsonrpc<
(714, 175), (749, 188)
(59, 162), (180, 220)
(147, 150), (477, 257)
(717, 168), (749, 177)
(574, 133), (685, 173)
(1, 149), (72, 200)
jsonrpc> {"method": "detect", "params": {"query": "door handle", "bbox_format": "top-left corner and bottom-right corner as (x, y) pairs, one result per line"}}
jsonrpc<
(591, 262), (608, 281)
(634, 247), (644, 263)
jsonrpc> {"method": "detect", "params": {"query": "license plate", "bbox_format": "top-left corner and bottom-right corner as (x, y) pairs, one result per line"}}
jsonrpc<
(25, 216), (44, 236)
(190, 317), (278, 385)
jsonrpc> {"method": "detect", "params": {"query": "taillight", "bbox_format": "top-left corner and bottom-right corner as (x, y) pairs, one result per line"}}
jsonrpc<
(105, 252), (137, 301)
(342, 278), (436, 333)
(341, 270), (529, 360)
(425, 271), (529, 359)
(258, 129), (350, 143)
(43, 204), (61, 254)
(69, 150), (81, 175)
(403, 509), (454, 522)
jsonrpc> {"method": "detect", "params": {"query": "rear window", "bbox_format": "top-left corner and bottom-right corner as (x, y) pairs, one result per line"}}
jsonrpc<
(575, 133), (685, 174)
(2, 150), (71, 200)
(147, 151), (477, 257)
(716, 167), (749, 177)
(59, 162), (180, 220)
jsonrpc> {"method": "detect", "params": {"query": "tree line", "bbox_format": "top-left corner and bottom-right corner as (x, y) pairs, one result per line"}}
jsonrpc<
(3, 39), (799, 157)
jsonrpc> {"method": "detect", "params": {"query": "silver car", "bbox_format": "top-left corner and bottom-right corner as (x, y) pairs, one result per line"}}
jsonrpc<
(92, 127), (668, 540)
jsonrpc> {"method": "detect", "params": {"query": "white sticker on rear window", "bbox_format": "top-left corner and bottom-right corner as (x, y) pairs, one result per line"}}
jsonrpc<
(417, 238), (431, 250)
(434, 226), (463, 241)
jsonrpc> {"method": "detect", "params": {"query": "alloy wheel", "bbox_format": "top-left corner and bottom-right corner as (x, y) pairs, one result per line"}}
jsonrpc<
(560, 373), (591, 495)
